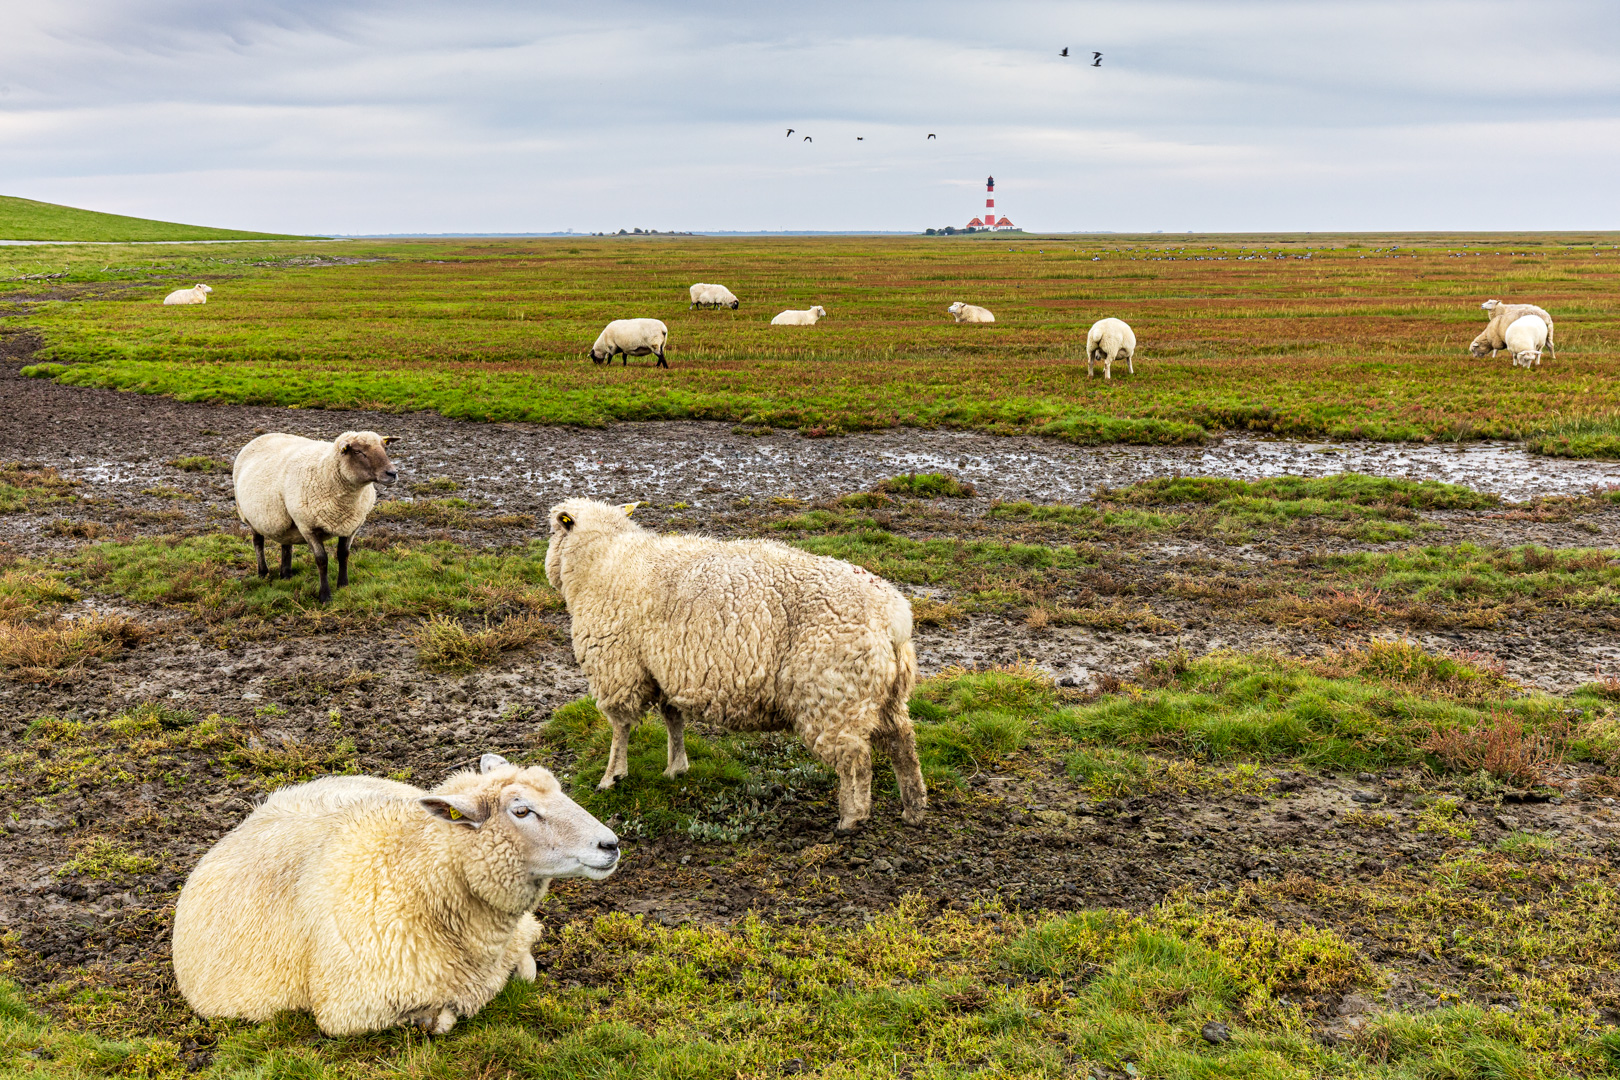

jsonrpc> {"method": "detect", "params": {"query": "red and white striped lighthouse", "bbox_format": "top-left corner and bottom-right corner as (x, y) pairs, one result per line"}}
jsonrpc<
(969, 175), (1014, 231)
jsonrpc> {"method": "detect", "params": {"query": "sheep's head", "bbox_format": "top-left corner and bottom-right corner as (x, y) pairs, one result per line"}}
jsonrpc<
(728, 299), (739, 309)
(812, 305), (827, 318)
(1468, 341), (1492, 359)
(195, 284), (213, 294)
(588, 345), (610, 364)
(421, 753), (620, 912)
(1481, 299), (1500, 313)
(335, 431), (398, 487)
(545, 497), (643, 591)
(947, 302), (965, 315)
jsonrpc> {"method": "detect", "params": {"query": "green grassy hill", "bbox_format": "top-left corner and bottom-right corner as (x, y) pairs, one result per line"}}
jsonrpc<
(0, 195), (306, 242)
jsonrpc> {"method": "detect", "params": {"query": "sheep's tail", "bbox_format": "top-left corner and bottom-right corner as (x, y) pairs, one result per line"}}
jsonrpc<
(879, 591), (926, 824)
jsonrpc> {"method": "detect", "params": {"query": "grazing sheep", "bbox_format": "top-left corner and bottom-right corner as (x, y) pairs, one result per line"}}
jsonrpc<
(545, 498), (925, 833)
(689, 283), (740, 309)
(232, 431), (397, 603)
(1471, 300), (1556, 359)
(1504, 314), (1549, 369)
(590, 318), (669, 367)
(1085, 317), (1137, 379)
(172, 754), (620, 1036)
(947, 302), (995, 324)
(770, 305), (827, 326)
(162, 283), (213, 306)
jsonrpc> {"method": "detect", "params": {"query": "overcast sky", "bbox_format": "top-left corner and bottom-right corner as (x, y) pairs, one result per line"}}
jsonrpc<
(2, 1), (1618, 235)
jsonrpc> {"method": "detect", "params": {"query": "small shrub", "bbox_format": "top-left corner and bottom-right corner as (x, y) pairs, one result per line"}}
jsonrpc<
(1421, 714), (1564, 788)
(874, 472), (977, 499)
(412, 612), (561, 673)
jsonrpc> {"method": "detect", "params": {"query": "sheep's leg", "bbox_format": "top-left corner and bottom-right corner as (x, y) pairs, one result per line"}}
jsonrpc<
(253, 533), (269, 578)
(1104, 356), (1112, 381)
(1125, 351), (1134, 375)
(597, 706), (637, 789)
(660, 703), (689, 778)
(1086, 354), (1095, 378)
(807, 726), (874, 833)
(302, 532), (332, 603)
(279, 544), (295, 580)
(873, 722), (927, 825)
(655, 346), (668, 369)
(335, 535), (351, 590)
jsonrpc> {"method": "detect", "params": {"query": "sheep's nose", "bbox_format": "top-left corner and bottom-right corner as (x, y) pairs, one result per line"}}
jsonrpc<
(598, 838), (620, 854)
(381, 470), (398, 484)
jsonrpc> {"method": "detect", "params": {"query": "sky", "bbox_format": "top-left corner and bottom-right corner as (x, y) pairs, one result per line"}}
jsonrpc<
(2, 1), (1618, 235)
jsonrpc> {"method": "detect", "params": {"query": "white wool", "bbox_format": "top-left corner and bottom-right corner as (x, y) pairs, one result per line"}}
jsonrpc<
(688, 283), (740, 309)
(590, 318), (669, 366)
(1084, 317), (1137, 380)
(770, 305), (827, 326)
(162, 284), (213, 305)
(947, 302), (995, 324)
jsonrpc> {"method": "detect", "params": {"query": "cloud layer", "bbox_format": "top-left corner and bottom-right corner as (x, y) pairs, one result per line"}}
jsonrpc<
(2, 1), (1617, 233)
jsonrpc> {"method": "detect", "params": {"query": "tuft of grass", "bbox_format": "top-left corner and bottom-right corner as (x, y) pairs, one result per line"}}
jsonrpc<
(58, 837), (156, 880)
(371, 497), (535, 530)
(165, 455), (231, 473)
(909, 595), (965, 627)
(0, 461), (81, 513)
(874, 472), (977, 499)
(0, 610), (146, 684)
(412, 612), (562, 672)
(409, 475), (460, 495)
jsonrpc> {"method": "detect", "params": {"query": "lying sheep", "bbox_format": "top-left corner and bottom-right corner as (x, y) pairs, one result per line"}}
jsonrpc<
(1505, 314), (1549, 368)
(162, 283), (213, 305)
(689, 283), (740, 309)
(770, 305), (827, 326)
(590, 318), (669, 367)
(172, 754), (620, 1036)
(233, 431), (397, 603)
(1085, 317), (1137, 379)
(947, 302), (995, 324)
(1471, 299), (1556, 359)
(545, 498), (926, 833)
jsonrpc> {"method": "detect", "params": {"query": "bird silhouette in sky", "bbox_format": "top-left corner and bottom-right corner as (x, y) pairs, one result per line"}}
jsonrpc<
(1092, 52), (1103, 66)
(927, 133), (936, 139)
(803, 136), (812, 142)
(1059, 47), (1069, 57)
(857, 136), (864, 141)
(785, 128), (794, 136)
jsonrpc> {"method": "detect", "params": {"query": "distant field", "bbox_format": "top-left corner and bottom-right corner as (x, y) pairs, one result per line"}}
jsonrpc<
(4, 232), (1620, 453)
(0, 195), (303, 242)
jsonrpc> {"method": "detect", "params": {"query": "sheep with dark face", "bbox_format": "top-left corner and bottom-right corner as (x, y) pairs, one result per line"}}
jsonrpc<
(590, 318), (669, 367)
(689, 283), (740, 309)
(172, 754), (620, 1036)
(544, 498), (926, 833)
(1470, 300), (1556, 360)
(232, 431), (397, 602)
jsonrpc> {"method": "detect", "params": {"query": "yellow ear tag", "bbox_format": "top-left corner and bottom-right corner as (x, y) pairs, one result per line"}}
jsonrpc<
(448, 808), (462, 820)
(621, 501), (642, 516)
(558, 513), (574, 528)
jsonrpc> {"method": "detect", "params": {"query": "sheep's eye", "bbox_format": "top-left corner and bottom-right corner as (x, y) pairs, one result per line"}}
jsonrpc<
(513, 806), (531, 818)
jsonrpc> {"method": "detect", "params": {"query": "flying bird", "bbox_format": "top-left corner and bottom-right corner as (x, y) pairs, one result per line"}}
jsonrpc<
(1092, 51), (1103, 66)
(803, 136), (812, 142)
(1060, 47), (1069, 57)
(785, 128), (794, 137)
(927, 133), (936, 139)
(857, 136), (864, 141)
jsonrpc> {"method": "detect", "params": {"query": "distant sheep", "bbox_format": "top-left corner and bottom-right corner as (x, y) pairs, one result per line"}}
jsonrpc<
(1471, 300), (1556, 360)
(172, 754), (620, 1036)
(590, 318), (669, 367)
(1085, 317), (1137, 379)
(545, 498), (925, 833)
(1505, 314), (1549, 369)
(771, 305), (827, 326)
(162, 284), (213, 305)
(947, 302), (995, 324)
(232, 431), (397, 603)
(689, 283), (740, 309)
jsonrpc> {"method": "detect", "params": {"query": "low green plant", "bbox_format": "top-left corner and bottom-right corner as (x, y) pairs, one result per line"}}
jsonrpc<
(874, 473), (977, 499)
(164, 456), (230, 473)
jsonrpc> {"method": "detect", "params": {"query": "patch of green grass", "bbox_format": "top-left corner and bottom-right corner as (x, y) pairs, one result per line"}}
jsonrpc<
(1525, 414), (1620, 459)
(0, 462), (81, 513)
(371, 497), (535, 530)
(71, 534), (559, 627)
(164, 455), (230, 473)
(1105, 473), (1500, 512)
(874, 473), (978, 499)
(58, 837), (156, 880)
(0, 194), (302, 242)
(408, 475), (460, 495)
(1326, 543), (1620, 608)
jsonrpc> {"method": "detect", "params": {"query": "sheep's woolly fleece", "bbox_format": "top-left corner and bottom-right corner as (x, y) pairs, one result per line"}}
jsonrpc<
(545, 497), (926, 831)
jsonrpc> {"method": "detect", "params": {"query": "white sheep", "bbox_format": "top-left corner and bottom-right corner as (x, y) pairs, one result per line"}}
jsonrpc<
(172, 754), (620, 1036)
(770, 305), (827, 326)
(689, 283), (740, 309)
(1471, 300), (1556, 359)
(1504, 314), (1549, 369)
(590, 318), (669, 367)
(162, 284), (213, 306)
(545, 498), (926, 833)
(947, 302), (995, 324)
(1085, 317), (1137, 379)
(232, 431), (397, 603)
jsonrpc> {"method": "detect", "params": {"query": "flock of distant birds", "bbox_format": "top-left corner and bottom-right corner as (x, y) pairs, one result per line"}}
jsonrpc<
(788, 46), (1101, 143)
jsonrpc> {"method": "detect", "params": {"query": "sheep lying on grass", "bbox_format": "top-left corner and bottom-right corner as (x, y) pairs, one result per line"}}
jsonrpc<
(1085, 317), (1136, 379)
(770, 305), (827, 326)
(1471, 299), (1556, 359)
(689, 283), (740, 309)
(233, 430), (397, 603)
(172, 754), (620, 1036)
(591, 318), (669, 367)
(947, 302), (995, 323)
(545, 498), (926, 833)
(162, 283), (213, 305)
(1505, 314), (1549, 369)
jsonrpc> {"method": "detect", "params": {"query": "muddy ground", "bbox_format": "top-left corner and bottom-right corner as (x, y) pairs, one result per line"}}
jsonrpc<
(3, 330), (1620, 1044)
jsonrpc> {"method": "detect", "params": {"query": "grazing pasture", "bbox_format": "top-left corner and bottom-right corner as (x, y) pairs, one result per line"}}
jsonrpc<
(5, 237), (1620, 1077)
(6, 232), (1620, 452)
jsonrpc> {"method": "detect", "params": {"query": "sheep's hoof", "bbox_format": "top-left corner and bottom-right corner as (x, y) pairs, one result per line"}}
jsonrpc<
(514, 952), (538, 982)
(597, 775), (620, 790)
(902, 807), (927, 826)
(833, 821), (867, 837)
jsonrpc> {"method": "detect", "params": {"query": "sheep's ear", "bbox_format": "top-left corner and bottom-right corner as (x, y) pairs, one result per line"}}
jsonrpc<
(480, 753), (509, 774)
(557, 512), (574, 531)
(421, 795), (487, 828)
(381, 435), (399, 445)
(620, 501), (642, 516)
